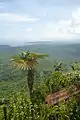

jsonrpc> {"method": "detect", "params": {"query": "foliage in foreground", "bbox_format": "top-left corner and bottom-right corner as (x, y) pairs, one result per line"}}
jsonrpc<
(0, 91), (80, 120)
(0, 61), (80, 120)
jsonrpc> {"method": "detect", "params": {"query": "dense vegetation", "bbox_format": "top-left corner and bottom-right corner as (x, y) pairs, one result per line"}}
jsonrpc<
(0, 43), (80, 120)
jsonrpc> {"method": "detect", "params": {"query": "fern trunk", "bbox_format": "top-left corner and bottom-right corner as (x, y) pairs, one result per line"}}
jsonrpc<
(27, 68), (35, 120)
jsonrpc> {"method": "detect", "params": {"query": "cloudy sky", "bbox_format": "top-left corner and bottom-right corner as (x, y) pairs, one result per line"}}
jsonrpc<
(0, 0), (80, 45)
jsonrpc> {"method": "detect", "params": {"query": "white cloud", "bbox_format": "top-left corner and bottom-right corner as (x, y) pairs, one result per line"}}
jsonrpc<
(0, 13), (40, 22)
(39, 20), (72, 41)
(26, 28), (32, 32)
(1, 8), (80, 44)
(72, 8), (80, 25)
(70, 8), (80, 35)
(40, 8), (80, 40)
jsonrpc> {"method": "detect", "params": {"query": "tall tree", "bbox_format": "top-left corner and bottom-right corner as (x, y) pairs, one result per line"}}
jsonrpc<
(10, 51), (48, 120)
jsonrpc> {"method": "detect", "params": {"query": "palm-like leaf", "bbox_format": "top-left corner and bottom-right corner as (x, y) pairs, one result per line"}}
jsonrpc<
(10, 52), (48, 70)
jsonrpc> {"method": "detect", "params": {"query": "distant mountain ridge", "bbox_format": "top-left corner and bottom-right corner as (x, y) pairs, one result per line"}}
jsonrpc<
(0, 43), (80, 62)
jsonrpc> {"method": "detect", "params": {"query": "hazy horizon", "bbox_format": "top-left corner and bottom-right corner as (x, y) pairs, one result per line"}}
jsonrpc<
(0, 39), (80, 46)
